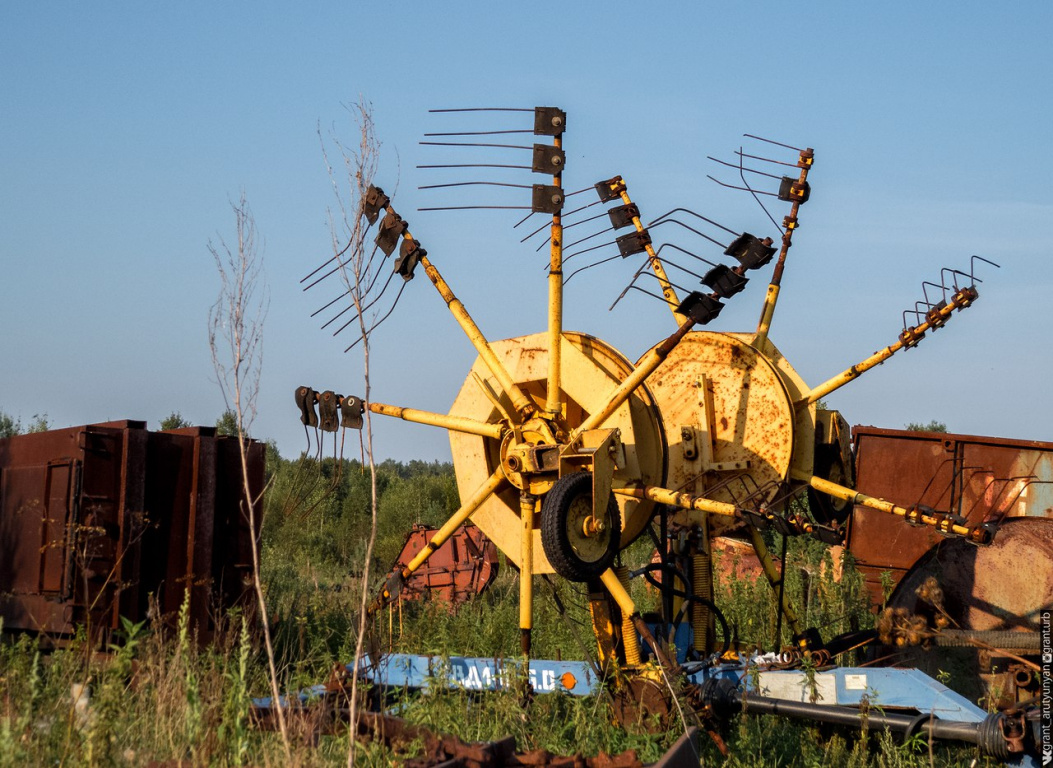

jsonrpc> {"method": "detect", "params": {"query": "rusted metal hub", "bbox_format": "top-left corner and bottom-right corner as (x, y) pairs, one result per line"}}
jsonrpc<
(498, 417), (560, 496)
(448, 331), (665, 573)
(610, 677), (675, 732)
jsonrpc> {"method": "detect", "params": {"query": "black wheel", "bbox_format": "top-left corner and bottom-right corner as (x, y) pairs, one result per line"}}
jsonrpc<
(807, 446), (852, 525)
(540, 472), (620, 582)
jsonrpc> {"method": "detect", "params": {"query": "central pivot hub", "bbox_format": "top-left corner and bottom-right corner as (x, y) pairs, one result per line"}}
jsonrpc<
(499, 415), (560, 496)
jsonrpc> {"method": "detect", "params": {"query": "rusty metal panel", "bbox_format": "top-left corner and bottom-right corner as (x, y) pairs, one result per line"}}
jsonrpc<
(393, 523), (499, 606)
(846, 426), (1053, 605)
(1, 421), (265, 644)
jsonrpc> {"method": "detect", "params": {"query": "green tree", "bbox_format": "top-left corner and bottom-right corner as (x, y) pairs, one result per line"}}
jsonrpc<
(0, 410), (20, 438)
(26, 414), (49, 433)
(214, 409), (239, 436)
(905, 420), (947, 433)
(160, 411), (192, 431)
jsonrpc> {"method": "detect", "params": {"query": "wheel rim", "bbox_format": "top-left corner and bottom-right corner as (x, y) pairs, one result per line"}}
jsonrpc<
(565, 493), (612, 563)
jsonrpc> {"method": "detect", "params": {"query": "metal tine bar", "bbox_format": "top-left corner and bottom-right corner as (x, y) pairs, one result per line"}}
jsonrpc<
(544, 224), (612, 253)
(563, 210), (609, 231)
(523, 199), (606, 241)
(310, 291), (348, 318)
(360, 243), (395, 295)
(563, 237), (617, 263)
(302, 242), (370, 292)
(922, 280), (947, 307)
(513, 210), (538, 228)
(419, 141), (532, 150)
(303, 240), (376, 290)
(330, 271), (395, 335)
(902, 308), (924, 329)
(322, 263), (395, 332)
(735, 150), (802, 169)
(514, 193), (601, 234)
(565, 185), (598, 197)
(652, 254), (710, 283)
(655, 242), (718, 268)
(737, 146), (783, 233)
(941, 268), (976, 294)
(419, 205), (530, 211)
(326, 269), (397, 334)
(343, 282), (409, 353)
(649, 217), (727, 250)
(638, 269), (694, 294)
(743, 133), (805, 153)
(608, 261), (652, 311)
(424, 129), (534, 137)
(708, 174), (780, 197)
(416, 163), (532, 170)
(649, 207), (739, 237)
(418, 180), (533, 190)
(708, 155), (783, 181)
(611, 283), (678, 311)
(300, 226), (370, 284)
(969, 255), (1000, 281)
(564, 252), (623, 284)
(428, 107), (533, 113)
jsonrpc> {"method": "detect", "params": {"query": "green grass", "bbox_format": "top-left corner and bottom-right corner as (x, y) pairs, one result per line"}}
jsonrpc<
(0, 457), (996, 766)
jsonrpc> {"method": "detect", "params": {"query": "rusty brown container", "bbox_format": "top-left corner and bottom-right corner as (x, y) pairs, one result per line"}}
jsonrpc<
(846, 425), (1053, 606)
(391, 523), (499, 606)
(0, 421), (263, 644)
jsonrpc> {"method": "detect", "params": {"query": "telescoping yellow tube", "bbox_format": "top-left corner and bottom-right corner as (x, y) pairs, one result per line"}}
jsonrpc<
(614, 485), (739, 519)
(367, 402), (503, 440)
(613, 180), (686, 326)
(370, 467), (507, 613)
(794, 470), (991, 543)
(546, 136), (564, 418)
(797, 288), (975, 407)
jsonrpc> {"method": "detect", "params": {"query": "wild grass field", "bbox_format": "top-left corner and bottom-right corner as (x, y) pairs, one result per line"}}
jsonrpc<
(0, 454), (992, 766)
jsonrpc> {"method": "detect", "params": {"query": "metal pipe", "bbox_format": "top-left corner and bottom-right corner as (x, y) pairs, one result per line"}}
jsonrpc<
(794, 471), (990, 542)
(569, 316), (696, 442)
(403, 468), (507, 574)
(417, 253), (536, 421)
(746, 527), (802, 638)
(601, 568), (642, 666)
(754, 148), (814, 347)
(519, 494), (536, 656)
(796, 287), (975, 407)
(614, 485), (740, 519)
(615, 181), (686, 325)
(367, 402), (503, 440)
(546, 135), (564, 418)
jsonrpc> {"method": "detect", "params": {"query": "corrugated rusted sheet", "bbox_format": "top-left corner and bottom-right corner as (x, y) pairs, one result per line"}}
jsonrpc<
(0, 421), (263, 644)
(393, 523), (499, 606)
(846, 425), (1053, 606)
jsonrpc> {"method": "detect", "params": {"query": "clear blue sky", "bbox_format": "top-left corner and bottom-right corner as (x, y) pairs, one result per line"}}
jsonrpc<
(2, 2), (1051, 461)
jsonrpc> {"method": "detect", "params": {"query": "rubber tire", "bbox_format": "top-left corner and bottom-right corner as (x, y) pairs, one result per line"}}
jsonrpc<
(540, 472), (621, 582)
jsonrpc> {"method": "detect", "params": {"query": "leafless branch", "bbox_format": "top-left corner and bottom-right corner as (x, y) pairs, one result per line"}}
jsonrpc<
(207, 194), (291, 759)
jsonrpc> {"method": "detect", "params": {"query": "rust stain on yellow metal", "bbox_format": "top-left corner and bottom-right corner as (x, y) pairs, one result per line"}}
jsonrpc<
(643, 331), (795, 534)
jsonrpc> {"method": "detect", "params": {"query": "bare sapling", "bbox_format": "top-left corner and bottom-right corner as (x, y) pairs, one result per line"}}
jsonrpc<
(207, 193), (291, 760)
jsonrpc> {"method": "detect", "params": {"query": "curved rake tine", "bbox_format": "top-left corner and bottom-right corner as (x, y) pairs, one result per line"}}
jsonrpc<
(922, 280), (946, 307)
(343, 282), (409, 353)
(738, 145), (782, 232)
(564, 252), (623, 284)
(649, 207), (739, 237)
(547, 225), (612, 253)
(649, 218), (726, 250)
(708, 155), (783, 181)
(330, 270), (398, 336)
(970, 255), (1000, 281)
(654, 242), (718, 268)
